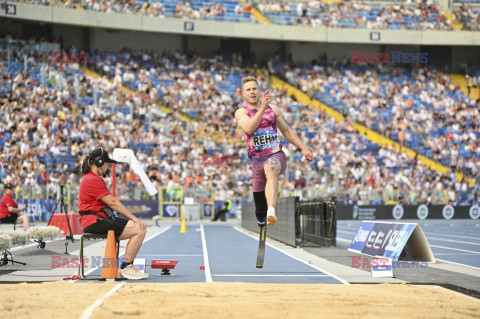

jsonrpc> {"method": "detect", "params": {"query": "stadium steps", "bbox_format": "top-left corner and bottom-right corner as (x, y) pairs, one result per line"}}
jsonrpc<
(251, 5), (273, 25)
(443, 12), (463, 31)
(268, 74), (475, 187)
(449, 74), (480, 100)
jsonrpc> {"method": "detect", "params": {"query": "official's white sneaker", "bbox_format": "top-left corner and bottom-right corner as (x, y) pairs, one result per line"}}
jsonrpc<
(119, 264), (149, 280)
(132, 265), (149, 278)
(267, 211), (277, 225)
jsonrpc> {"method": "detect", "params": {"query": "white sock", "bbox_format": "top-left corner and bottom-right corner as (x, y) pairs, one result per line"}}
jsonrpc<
(267, 207), (275, 215)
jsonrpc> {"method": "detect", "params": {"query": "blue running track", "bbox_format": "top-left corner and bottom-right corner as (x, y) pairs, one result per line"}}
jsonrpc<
(85, 225), (344, 283)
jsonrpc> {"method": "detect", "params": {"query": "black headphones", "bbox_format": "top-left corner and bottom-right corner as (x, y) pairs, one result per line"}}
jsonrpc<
(4, 183), (13, 190)
(88, 148), (106, 167)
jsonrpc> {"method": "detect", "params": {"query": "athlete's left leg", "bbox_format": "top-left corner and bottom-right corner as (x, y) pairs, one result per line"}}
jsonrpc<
(264, 157), (281, 211)
(263, 151), (287, 225)
(264, 155), (284, 225)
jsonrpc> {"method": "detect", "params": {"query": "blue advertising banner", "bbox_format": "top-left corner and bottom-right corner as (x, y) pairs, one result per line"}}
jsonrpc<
(361, 223), (398, 256)
(18, 199), (58, 222)
(122, 200), (159, 219)
(337, 204), (480, 220)
(15, 198), (159, 221)
(387, 224), (416, 260)
(204, 204), (212, 217)
(349, 221), (375, 253)
(348, 221), (423, 261)
(162, 204), (180, 218)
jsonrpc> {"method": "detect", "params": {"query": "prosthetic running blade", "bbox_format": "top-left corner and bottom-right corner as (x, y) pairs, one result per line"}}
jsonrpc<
(256, 225), (267, 268)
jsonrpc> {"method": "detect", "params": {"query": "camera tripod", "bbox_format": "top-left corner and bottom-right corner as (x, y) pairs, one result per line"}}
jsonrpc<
(47, 185), (75, 254)
(1, 249), (27, 266)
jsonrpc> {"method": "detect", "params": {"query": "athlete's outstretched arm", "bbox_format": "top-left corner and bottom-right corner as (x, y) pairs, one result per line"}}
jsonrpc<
(272, 105), (313, 162)
(235, 91), (271, 135)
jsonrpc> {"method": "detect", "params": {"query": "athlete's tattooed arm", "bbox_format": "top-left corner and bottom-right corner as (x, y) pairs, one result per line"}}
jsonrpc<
(271, 105), (314, 162)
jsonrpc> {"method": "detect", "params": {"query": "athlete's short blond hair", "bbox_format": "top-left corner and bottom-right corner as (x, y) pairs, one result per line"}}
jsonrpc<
(242, 76), (258, 88)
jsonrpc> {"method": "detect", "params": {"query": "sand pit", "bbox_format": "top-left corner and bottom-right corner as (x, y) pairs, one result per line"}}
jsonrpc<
(0, 281), (118, 318)
(3, 282), (478, 318)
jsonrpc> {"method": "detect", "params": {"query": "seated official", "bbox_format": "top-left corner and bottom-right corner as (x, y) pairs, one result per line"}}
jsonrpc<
(78, 148), (148, 280)
(0, 180), (29, 230)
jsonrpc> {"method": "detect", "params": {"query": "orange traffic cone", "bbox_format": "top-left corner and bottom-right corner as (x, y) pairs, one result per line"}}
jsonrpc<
(101, 230), (118, 280)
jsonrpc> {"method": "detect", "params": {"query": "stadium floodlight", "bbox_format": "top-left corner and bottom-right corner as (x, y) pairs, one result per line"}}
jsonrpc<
(112, 148), (158, 197)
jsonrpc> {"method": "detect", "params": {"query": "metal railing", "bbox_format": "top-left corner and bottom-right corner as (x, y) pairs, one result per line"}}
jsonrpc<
(2, 182), (456, 214)
(285, 187), (452, 205)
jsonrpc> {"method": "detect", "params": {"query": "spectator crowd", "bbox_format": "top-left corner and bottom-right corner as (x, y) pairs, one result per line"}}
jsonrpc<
(278, 60), (480, 186)
(257, 0), (456, 30)
(14, 0), (480, 31)
(1, 39), (479, 210)
(16, 0), (255, 22)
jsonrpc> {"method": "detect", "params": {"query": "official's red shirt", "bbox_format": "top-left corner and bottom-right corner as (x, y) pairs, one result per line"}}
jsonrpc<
(0, 193), (18, 219)
(78, 171), (112, 229)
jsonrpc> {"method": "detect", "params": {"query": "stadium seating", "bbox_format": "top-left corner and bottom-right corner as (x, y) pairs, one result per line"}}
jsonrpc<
(278, 62), (480, 181)
(1, 42), (478, 206)
(258, 1), (455, 30)
(14, 0), (480, 30)
(16, 0), (255, 23)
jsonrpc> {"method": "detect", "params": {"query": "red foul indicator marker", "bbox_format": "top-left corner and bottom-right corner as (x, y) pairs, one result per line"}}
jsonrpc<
(200, 266), (205, 270)
(151, 260), (179, 276)
(151, 260), (178, 269)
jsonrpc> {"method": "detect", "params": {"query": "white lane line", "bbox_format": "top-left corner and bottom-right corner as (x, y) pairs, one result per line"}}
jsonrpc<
(430, 244), (480, 255)
(74, 225), (172, 280)
(424, 236), (480, 246)
(144, 227), (171, 242)
(423, 232), (480, 242)
(435, 253), (480, 256)
(200, 224), (212, 283)
(214, 274), (332, 277)
(435, 258), (480, 271)
(79, 282), (125, 319)
(336, 230), (355, 234)
(234, 226), (349, 285)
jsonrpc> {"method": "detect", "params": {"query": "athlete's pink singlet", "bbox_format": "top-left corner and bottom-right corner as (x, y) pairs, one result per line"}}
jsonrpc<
(242, 106), (282, 158)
